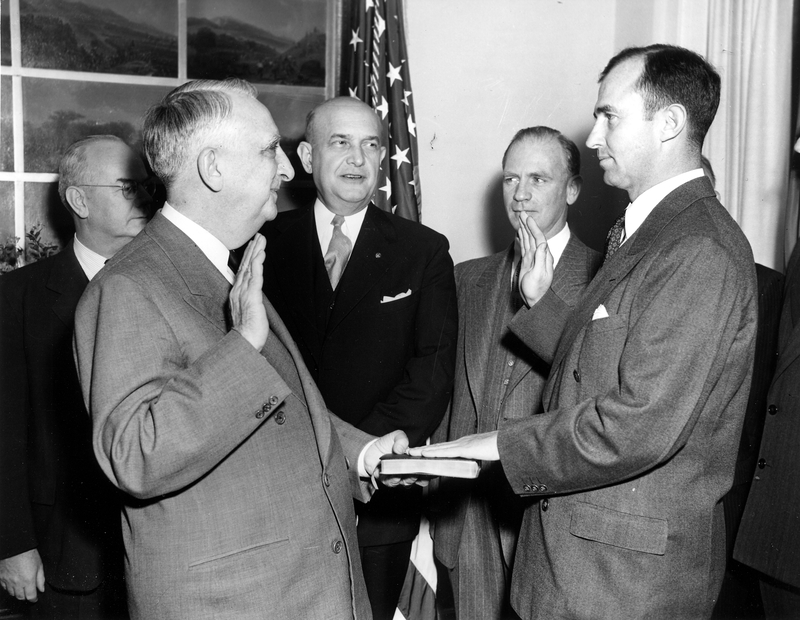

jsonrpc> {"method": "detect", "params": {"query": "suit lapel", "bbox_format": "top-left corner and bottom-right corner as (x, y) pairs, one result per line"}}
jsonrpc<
(327, 205), (396, 333)
(47, 245), (89, 326)
(464, 249), (513, 413)
(550, 177), (714, 376)
(146, 212), (231, 334)
(269, 209), (324, 364)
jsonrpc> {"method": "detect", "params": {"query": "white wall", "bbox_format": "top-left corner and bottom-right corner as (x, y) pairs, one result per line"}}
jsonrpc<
(405, 0), (627, 264)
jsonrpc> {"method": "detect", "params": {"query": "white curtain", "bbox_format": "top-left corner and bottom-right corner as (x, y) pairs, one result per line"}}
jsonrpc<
(702, 0), (795, 270)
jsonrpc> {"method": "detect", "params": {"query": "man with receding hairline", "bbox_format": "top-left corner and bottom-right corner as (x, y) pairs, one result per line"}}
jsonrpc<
(262, 96), (457, 619)
(431, 126), (600, 620)
(413, 45), (757, 619)
(74, 80), (413, 620)
(1, 134), (150, 619)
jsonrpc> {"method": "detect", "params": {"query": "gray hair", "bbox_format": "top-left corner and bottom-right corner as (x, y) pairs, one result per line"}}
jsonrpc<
(143, 78), (258, 188)
(57, 135), (126, 208)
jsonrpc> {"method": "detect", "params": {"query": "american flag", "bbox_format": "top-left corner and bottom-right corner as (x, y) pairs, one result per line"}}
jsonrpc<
(342, 0), (421, 223)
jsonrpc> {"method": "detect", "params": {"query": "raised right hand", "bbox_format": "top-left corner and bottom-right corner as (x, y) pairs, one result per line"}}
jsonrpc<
(230, 233), (269, 351)
(517, 214), (554, 307)
(0, 549), (45, 602)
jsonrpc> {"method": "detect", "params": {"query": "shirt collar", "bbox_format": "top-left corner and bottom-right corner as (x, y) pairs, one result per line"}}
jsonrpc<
(546, 222), (570, 268)
(314, 198), (369, 254)
(72, 234), (107, 281)
(623, 169), (704, 243)
(161, 202), (234, 284)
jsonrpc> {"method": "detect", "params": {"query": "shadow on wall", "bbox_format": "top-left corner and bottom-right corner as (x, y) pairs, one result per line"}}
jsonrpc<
(479, 139), (629, 256)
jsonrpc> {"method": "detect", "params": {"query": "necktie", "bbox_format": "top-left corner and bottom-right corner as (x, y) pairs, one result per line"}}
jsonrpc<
(324, 215), (352, 289)
(227, 250), (241, 274)
(604, 214), (626, 263)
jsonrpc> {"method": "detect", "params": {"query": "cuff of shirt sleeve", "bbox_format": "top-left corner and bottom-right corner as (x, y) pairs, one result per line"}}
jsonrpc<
(358, 438), (380, 478)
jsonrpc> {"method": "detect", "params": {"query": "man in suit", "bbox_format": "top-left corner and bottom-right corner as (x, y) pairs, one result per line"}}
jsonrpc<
(431, 126), (601, 620)
(73, 79), (412, 620)
(734, 135), (800, 619)
(412, 44), (757, 619)
(0, 135), (151, 618)
(261, 96), (457, 619)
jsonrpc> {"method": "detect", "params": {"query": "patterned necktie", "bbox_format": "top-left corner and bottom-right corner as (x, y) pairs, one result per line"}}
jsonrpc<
(324, 215), (352, 289)
(604, 214), (626, 263)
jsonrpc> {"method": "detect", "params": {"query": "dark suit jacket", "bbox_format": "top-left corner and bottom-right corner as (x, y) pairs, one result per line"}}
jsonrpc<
(262, 204), (457, 545)
(74, 213), (375, 619)
(0, 246), (122, 591)
(735, 244), (800, 589)
(432, 236), (601, 572)
(499, 177), (757, 619)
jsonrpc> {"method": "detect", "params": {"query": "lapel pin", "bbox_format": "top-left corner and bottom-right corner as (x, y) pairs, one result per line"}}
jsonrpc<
(375, 253), (382, 258)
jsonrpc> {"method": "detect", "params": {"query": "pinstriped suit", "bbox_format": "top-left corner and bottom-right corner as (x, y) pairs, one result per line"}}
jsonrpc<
(432, 235), (600, 620)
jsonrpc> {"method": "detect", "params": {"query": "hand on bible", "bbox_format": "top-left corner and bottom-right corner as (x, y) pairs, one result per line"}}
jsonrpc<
(365, 430), (428, 488)
(230, 233), (269, 351)
(407, 431), (500, 462)
(517, 213), (554, 308)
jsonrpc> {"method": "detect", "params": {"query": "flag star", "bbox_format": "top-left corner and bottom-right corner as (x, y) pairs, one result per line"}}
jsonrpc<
(408, 178), (417, 189)
(374, 12), (386, 39)
(350, 29), (363, 51)
(365, 0), (375, 9)
(401, 90), (412, 106)
(407, 115), (416, 137)
(379, 176), (392, 198)
(375, 96), (389, 119)
(391, 204), (397, 214)
(349, 87), (358, 98)
(386, 62), (403, 87)
(391, 145), (410, 169)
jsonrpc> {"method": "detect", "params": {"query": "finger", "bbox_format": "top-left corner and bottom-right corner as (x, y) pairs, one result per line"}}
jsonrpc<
(517, 214), (531, 255)
(391, 432), (409, 455)
(36, 564), (45, 593)
(525, 215), (547, 249)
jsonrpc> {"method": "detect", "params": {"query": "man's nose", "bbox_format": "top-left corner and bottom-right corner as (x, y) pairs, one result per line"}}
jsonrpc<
(277, 147), (295, 181)
(347, 145), (365, 166)
(586, 120), (603, 149)
(514, 183), (530, 202)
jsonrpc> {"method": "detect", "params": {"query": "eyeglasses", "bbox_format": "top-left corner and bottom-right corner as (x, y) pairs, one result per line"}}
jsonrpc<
(75, 178), (157, 200)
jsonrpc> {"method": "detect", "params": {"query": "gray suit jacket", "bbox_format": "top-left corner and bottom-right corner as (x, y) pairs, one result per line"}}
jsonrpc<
(734, 242), (800, 589)
(499, 178), (757, 619)
(432, 235), (600, 571)
(74, 212), (374, 620)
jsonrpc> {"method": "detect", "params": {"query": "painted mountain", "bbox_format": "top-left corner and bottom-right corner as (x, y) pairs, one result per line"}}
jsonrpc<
(19, 0), (177, 76)
(188, 16), (325, 87)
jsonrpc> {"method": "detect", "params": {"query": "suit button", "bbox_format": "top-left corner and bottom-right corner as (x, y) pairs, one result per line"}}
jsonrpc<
(255, 407), (266, 419)
(323, 473), (331, 487)
(541, 499), (549, 511)
(332, 540), (343, 554)
(275, 412), (286, 425)
(270, 395), (280, 405)
(757, 458), (767, 469)
(768, 404), (778, 415)
(508, 360), (515, 366)
(573, 369), (581, 382)
(523, 484), (531, 492)
(539, 484), (547, 492)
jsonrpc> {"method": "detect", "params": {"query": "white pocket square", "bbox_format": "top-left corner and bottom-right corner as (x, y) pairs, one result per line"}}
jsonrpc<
(381, 289), (412, 303)
(592, 304), (609, 320)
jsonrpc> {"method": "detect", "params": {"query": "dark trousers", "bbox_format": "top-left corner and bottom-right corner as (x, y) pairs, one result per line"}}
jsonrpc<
(360, 540), (413, 620)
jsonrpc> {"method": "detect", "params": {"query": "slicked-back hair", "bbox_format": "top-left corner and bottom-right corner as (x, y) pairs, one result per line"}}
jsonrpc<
(143, 78), (258, 188)
(58, 134), (126, 208)
(600, 44), (721, 149)
(502, 126), (581, 178)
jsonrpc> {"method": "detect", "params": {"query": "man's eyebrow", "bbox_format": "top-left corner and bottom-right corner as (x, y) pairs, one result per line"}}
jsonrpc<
(594, 104), (617, 117)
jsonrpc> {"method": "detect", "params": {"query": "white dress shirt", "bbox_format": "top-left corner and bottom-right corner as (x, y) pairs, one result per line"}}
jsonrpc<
(314, 198), (368, 256)
(620, 169), (704, 246)
(73, 234), (108, 281)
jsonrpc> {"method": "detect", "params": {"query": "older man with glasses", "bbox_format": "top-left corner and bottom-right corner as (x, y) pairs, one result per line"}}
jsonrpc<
(0, 135), (152, 619)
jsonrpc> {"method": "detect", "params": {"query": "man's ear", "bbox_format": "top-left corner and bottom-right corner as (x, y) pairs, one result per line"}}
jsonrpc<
(566, 175), (582, 206)
(380, 146), (387, 167)
(297, 141), (314, 174)
(65, 186), (89, 219)
(660, 103), (687, 142)
(197, 147), (223, 192)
